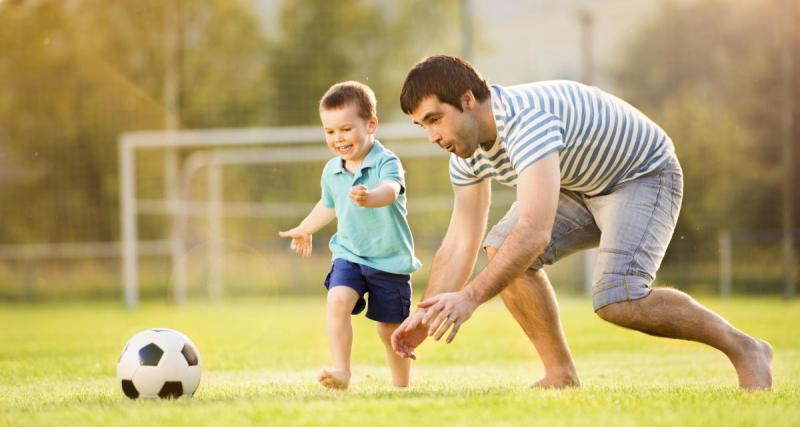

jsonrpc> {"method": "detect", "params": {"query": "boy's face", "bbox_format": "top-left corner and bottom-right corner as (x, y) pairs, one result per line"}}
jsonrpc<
(410, 94), (480, 158)
(320, 103), (377, 163)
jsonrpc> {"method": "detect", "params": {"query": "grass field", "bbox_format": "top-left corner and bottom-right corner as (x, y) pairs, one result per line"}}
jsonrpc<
(1, 296), (799, 426)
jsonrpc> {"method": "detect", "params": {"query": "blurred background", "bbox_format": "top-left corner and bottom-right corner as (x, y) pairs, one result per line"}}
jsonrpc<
(0, 0), (796, 306)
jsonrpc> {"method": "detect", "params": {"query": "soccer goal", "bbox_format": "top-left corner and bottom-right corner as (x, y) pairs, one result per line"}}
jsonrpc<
(118, 124), (458, 308)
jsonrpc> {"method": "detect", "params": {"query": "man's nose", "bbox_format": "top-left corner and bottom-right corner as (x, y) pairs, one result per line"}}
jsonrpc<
(427, 129), (442, 145)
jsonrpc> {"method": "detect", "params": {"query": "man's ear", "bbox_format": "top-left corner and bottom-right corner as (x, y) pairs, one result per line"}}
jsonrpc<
(461, 90), (476, 110)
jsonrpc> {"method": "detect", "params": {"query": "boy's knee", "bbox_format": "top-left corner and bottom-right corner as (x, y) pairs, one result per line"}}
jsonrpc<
(327, 286), (358, 307)
(376, 322), (397, 339)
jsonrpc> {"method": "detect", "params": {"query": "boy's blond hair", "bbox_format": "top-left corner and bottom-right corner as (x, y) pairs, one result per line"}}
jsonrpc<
(319, 81), (377, 120)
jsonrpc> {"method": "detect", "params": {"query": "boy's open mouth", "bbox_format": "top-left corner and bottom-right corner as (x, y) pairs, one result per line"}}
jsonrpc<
(337, 144), (353, 154)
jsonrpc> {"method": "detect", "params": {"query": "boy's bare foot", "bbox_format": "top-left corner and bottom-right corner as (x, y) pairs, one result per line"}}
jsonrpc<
(318, 369), (351, 390)
(531, 372), (581, 389)
(734, 336), (773, 391)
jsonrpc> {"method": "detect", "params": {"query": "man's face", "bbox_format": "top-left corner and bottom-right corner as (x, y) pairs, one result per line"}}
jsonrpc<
(410, 95), (480, 158)
(320, 103), (377, 163)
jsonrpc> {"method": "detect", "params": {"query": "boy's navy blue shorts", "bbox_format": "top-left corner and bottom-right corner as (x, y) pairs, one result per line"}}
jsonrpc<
(324, 258), (412, 323)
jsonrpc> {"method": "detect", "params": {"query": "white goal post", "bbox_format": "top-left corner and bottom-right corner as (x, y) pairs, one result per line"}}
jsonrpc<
(118, 124), (451, 309)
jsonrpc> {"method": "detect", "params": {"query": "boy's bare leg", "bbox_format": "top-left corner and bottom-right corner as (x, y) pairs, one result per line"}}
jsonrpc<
(319, 286), (360, 390)
(487, 247), (580, 389)
(377, 322), (411, 387)
(596, 287), (773, 390)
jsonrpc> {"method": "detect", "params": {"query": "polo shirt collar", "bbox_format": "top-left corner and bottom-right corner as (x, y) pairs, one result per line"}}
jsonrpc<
(332, 139), (384, 175)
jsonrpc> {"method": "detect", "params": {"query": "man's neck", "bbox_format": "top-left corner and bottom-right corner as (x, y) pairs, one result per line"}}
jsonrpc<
(477, 95), (498, 151)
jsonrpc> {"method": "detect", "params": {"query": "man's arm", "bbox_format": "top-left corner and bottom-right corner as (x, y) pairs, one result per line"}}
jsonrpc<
(424, 178), (492, 297)
(390, 178), (491, 358)
(421, 151), (561, 341)
(462, 151), (559, 303)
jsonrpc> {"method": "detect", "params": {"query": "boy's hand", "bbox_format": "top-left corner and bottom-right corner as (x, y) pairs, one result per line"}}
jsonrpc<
(349, 185), (370, 207)
(391, 309), (430, 360)
(277, 227), (312, 257)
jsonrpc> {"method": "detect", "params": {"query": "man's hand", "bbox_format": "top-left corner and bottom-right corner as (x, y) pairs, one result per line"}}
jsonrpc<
(277, 227), (312, 257)
(419, 289), (479, 343)
(391, 309), (430, 359)
(349, 185), (370, 207)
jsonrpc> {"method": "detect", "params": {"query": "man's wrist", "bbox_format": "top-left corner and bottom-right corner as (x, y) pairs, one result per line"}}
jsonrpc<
(463, 285), (481, 306)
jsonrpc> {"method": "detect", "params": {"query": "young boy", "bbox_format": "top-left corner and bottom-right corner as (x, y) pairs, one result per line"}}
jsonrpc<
(278, 81), (421, 389)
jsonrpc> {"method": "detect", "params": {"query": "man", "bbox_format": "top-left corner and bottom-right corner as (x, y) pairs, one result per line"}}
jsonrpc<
(390, 55), (773, 390)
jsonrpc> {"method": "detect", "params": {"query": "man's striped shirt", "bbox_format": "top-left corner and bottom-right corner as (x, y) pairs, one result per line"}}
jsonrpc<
(449, 81), (675, 196)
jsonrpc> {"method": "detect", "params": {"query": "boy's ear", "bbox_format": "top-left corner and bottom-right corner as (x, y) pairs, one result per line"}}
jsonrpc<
(367, 116), (378, 134)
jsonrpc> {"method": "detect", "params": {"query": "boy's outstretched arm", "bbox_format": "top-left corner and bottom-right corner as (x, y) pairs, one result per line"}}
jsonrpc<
(278, 200), (335, 257)
(349, 180), (401, 208)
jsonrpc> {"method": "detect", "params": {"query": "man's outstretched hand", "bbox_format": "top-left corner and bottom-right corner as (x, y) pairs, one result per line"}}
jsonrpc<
(419, 290), (478, 343)
(391, 309), (430, 360)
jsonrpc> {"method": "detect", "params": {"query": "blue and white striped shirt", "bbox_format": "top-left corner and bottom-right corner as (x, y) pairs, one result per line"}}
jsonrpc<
(449, 81), (675, 196)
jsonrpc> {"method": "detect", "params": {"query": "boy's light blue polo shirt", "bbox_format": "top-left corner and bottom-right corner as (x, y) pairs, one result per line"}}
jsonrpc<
(321, 140), (421, 275)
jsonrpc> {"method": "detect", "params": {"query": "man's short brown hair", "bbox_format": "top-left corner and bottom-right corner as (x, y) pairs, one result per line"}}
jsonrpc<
(319, 81), (377, 120)
(400, 55), (490, 115)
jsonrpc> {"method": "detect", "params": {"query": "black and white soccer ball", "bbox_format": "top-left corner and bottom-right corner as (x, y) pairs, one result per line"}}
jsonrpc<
(117, 328), (201, 399)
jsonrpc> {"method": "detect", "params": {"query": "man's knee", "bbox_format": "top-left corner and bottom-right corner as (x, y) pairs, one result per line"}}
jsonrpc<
(595, 301), (626, 323)
(594, 292), (652, 326)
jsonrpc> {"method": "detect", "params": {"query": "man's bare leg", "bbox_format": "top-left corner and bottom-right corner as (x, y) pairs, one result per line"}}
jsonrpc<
(596, 287), (773, 390)
(487, 247), (580, 389)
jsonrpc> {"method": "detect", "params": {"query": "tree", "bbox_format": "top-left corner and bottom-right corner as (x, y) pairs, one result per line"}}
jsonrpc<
(0, 0), (270, 244)
(613, 0), (798, 238)
(264, 0), (460, 126)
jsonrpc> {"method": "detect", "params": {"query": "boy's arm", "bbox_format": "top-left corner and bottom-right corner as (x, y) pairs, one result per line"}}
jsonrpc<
(349, 180), (401, 208)
(277, 200), (336, 257)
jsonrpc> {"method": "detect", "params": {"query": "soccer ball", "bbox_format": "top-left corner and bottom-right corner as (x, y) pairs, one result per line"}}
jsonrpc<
(117, 328), (202, 399)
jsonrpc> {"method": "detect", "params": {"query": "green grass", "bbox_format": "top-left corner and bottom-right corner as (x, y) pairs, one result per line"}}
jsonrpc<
(1, 296), (798, 426)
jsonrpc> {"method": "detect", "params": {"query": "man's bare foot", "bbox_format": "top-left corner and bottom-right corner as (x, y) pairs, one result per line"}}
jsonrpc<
(318, 369), (351, 390)
(733, 336), (773, 391)
(532, 373), (581, 389)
